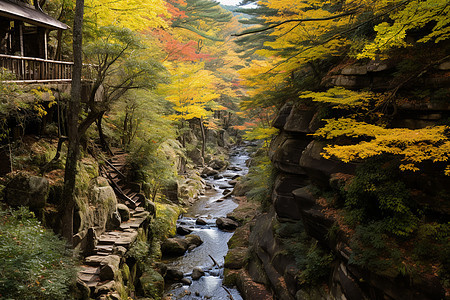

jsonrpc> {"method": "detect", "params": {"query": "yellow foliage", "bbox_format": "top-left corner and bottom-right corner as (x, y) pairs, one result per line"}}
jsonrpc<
(358, 0), (450, 59)
(161, 62), (221, 121)
(315, 118), (450, 173)
(85, 0), (169, 30)
(299, 87), (377, 109)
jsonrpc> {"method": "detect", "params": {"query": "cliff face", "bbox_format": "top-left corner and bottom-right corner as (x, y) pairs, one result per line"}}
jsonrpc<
(240, 60), (450, 300)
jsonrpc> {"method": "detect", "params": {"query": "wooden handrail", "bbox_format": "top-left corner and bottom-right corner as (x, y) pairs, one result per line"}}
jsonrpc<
(0, 54), (74, 65)
(0, 54), (97, 83)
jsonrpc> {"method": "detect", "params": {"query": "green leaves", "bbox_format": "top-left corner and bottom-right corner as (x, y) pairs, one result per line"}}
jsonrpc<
(0, 207), (76, 300)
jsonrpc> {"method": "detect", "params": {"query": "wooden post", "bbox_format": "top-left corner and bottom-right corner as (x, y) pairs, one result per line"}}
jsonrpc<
(44, 30), (48, 60)
(19, 23), (24, 79)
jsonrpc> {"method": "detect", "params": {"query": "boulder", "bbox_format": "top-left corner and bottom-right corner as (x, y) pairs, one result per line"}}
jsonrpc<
(177, 226), (193, 236)
(209, 159), (228, 170)
(116, 204), (130, 222)
(75, 279), (91, 299)
(185, 234), (203, 249)
(216, 217), (239, 231)
(94, 280), (116, 297)
(223, 189), (232, 195)
(196, 218), (207, 225)
(99, 261), (119, 281)
(224, 247), (247, 269)
(161, 238), (188, 257)
(139, 269), (165, 298)
(202, 167), (218, 176)
(88, 179), (118, 231)
(4, 173), (49, 209)
(191, 267), (205, 280)
(165, 268), (184, 281)
(181, 277), (192, 285)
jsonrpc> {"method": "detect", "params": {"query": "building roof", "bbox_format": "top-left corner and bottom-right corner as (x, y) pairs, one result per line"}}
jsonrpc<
(0, 0), (68, 30)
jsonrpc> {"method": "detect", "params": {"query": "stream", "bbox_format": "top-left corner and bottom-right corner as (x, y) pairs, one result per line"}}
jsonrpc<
(163, 147), (248, 300)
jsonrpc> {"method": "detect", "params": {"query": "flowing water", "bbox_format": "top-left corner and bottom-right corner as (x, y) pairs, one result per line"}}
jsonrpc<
(164, 147), (248, 300)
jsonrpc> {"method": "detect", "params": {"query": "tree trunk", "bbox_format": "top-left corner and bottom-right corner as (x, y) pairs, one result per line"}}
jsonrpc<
(199, 117), (206, 162)
(96, 112), (111, 154)
(61, 0), (84, 246)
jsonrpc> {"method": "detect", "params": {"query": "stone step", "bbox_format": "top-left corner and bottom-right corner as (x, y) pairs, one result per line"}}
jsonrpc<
(94, 244), (114, 253)
(78, 273), (100, 284)
(85, 255), (120, 266)
(79, 266), (101, 275)
(120, 217), (146, 231)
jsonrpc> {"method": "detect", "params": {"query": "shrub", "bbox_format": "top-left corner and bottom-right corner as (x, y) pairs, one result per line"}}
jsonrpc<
(0, 206), (77, 299)
(344, 157), (418, 236)
(276, 221), (333, 286)
(348, 222), (403, 275)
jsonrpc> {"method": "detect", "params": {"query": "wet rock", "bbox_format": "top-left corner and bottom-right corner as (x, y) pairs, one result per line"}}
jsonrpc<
(216, 217), (239, 231)
(177, 226), (193, 236)
(181, 277), (192, 285)
(4, 173), (49, 209)
(192, 267), (205, 280)
(161, 238), (188, 256)
(209, 159), (228, 170)
(165, 268), (184, 281)
(185, 234), (203, 248)
(116, 204), (130, 222)
(213, 174), (223, 179)
(223, 189), (232, 195)
(196, 218), (207, 225)
(228, 166), (242, 171)
(202, 166), (219, 176)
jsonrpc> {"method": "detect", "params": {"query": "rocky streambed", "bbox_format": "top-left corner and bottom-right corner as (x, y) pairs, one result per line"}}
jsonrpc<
(162, 147), (249, 299)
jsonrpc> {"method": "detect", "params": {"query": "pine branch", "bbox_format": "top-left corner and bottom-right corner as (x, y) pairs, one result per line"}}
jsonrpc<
(232, 8), (361, 37)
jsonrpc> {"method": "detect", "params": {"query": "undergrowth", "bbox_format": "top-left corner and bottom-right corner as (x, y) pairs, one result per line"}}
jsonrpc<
(0, 206), (77, 299)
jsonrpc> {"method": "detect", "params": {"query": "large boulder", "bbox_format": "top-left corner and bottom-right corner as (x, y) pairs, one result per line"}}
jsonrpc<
(116, 204), (130, 222)
(139, 269), (165, 298)
(161, 237), (188, 257)
(216, 217), (239, 231)
(209, 158), (228, 170)
(88, 177), (118, 230)
(165, 268), (184, 281)
(185, 234), (203, 250)
(202, 166), (219, 176)
(191, 267), (205, 280)
(4, 173), (49, 209)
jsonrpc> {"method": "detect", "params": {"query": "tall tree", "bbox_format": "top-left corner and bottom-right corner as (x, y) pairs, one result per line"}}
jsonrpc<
(61, 0), (84, 245)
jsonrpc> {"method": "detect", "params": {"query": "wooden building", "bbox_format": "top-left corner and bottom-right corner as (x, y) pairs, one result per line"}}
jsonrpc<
(0, 0), (72, 82)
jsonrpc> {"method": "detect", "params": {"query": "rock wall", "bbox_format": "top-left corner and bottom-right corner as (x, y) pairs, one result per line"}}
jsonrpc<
(239, 60), (450, 300)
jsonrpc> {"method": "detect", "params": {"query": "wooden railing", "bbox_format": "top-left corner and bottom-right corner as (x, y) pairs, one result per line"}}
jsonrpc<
(0, 54), (96, 83)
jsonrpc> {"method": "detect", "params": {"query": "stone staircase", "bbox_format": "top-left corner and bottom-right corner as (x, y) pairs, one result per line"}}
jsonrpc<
(77, 148), (153, 299)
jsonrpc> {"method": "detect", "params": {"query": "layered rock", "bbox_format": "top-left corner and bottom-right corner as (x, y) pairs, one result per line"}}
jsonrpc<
(239, 66), (450, 300)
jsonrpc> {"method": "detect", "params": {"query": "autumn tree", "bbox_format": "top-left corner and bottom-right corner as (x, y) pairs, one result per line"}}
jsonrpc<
(162, 62), (221, 160)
